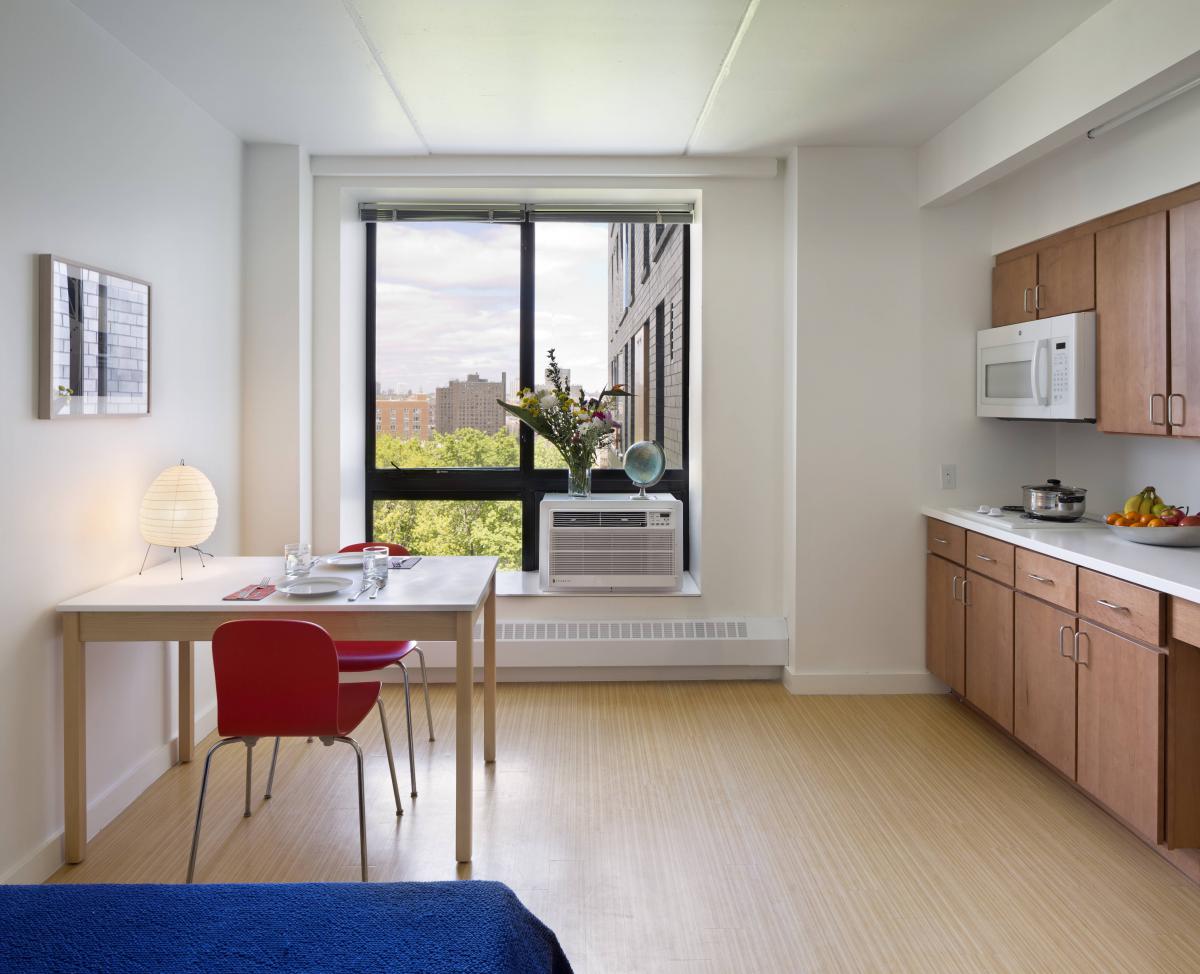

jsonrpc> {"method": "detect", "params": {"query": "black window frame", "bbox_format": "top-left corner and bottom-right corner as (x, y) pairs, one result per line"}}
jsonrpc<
(365, 220), (690, 572)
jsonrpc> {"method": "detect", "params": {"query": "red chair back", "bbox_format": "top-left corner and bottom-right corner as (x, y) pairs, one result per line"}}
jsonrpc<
(340, 541), (409, 555)
(212, 620), (342, 738)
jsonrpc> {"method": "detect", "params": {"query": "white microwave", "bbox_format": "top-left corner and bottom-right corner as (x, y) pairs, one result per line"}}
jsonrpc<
(977, 312), (1095, 421)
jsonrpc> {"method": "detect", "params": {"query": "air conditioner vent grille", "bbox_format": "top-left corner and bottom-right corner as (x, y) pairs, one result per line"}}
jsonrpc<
(551, 510), (656, 528)
(484, 620), (749, 641)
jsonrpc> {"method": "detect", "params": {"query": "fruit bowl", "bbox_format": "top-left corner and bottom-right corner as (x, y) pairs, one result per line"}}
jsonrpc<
(1106, 524), (1200, 547)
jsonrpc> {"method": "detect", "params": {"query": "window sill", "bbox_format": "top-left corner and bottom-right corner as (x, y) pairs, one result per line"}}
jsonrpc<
(496, 570), (700, 597)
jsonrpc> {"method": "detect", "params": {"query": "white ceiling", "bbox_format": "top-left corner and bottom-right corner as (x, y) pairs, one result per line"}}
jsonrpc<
(71, 0), (1111, 156)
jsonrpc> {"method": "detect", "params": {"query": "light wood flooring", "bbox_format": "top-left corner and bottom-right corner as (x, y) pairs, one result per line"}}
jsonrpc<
(50, 683), (1200, 973)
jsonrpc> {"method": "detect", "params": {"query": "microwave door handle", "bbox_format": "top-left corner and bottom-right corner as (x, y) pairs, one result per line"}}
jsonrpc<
(1031, 339), (1050, 406)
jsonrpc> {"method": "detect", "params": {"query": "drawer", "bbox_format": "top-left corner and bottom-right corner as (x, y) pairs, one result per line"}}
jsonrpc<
(926, 518), (965, 564)
(1170, 596), (1200, 646)
(966, 532), (1014, 586)
(1078, 568), (1165, 646)
(1015, 549), (1077, 611)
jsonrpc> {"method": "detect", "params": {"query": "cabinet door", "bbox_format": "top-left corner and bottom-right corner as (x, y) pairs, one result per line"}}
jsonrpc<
(927, 554), (964, 694)
(965, 571), (1014, 731)
(1076, 621), (1164, 843)
(992, 254), (1037, 326)
(1096, 212), (1168, 435)
(1036, 234), (1095, 317)
(1169, 199), (1200, 436)
(1014, 593), (1076, 778)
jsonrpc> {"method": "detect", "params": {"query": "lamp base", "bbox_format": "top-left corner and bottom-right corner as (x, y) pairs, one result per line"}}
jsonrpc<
(139, 544), (214, 580)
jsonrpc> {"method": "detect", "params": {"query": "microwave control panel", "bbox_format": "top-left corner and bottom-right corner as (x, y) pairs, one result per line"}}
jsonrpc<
(1051, 340), (1069, 404)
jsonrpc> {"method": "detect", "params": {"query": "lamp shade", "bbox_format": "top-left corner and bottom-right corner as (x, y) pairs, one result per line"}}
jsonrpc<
(139, 464), (218, 548)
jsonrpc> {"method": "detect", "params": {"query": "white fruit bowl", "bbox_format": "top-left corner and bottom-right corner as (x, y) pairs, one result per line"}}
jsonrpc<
(1106, 524), (1200, 547)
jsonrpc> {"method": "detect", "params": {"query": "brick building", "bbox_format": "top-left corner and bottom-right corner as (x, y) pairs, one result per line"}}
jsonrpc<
(607, 223), (685, 466)
(435, 372), (507, 434)
(375, 393), (433, 440)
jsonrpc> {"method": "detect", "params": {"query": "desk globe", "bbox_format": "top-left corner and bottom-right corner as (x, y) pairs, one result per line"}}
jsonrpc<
(623, 440), (666, 498)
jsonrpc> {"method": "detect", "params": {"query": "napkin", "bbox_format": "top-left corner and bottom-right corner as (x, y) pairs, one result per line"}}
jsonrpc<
(223, 584), (276, 601)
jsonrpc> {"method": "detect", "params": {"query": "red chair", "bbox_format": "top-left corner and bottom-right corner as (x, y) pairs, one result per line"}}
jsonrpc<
(186, 620), (402, 883)
(276, 541), (433, 801)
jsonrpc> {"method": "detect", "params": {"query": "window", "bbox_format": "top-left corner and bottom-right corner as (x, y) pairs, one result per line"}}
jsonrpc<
(641, 224), (650, 280)
(365, 209), (690, 572)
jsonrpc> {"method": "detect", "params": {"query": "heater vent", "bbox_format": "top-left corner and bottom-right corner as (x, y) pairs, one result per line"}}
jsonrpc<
(488, 620), (749, 641)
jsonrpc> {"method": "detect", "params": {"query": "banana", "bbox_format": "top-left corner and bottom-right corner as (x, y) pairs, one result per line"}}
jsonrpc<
(1140, 493), (1157, 517)
(1125, 490), (1148, 514)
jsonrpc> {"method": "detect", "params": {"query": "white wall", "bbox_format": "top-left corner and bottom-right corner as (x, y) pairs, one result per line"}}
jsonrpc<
(0, 0), (242, 881)
(989, 81), (1200, 517)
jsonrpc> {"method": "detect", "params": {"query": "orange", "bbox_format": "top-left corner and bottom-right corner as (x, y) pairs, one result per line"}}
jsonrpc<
(1148, 518), (1165, 527)
(1106, 513), (1123, 525)
(1116, 517), (1135, 526)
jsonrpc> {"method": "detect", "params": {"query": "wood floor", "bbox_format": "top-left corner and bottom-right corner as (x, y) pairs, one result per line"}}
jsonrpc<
(50, 682), (1200, 973)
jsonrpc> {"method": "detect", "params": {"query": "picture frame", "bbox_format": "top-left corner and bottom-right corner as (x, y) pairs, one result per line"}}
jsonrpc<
(38, 254), (151, 419)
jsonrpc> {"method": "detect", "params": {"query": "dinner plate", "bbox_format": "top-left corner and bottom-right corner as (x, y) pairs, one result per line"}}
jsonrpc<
(275, 575), (355, 597)
(1105, 524), (1200, 547)
(320, 552), (367, 567)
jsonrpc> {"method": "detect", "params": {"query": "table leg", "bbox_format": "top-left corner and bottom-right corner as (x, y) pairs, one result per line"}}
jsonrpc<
(455, 611), (474, 863)
(178, 641), (194, 763)
(484, 575), (496, 763)
(63, 613), (86, 863)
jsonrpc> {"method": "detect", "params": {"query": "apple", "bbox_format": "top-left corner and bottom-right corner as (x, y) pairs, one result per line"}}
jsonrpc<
(1161, 515), (1183, 526)
(1181, 516), (1200, 527)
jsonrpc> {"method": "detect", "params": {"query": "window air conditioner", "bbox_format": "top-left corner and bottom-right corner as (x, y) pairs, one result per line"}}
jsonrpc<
(539, 493), (683, 593)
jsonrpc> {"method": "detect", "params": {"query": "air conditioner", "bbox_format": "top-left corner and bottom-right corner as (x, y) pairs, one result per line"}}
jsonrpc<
(539, 493), (683, 593)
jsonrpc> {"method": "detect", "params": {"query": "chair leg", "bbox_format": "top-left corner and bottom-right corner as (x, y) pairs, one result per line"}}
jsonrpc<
(334, 736), (368, 882)
(376, 698), (403, 816)
(414, 646), (435, 741)
(264, 737), (281, 799)
(400, 662), (417, 797)
(243, 739), (256, 817)
(187, 737), (243, 883)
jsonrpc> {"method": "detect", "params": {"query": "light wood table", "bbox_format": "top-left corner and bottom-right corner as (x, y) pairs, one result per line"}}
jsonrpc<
(56, 555), (498, 865)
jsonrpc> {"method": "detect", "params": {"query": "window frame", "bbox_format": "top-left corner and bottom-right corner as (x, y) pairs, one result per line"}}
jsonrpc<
(365, 220), (690, 572)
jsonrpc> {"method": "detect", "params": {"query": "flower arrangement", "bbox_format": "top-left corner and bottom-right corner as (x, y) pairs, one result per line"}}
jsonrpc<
(498, 349), (628, 495)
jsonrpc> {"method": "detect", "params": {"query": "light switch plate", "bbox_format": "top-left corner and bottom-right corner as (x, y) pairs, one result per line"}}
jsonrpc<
(940, 464), (957, 490)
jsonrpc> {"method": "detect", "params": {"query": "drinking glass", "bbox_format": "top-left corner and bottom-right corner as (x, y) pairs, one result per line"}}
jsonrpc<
(283, 542), (312, 578)
(362, 545), (390, 589)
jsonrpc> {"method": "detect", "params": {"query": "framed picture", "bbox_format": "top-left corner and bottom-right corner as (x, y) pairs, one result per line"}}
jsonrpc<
(38, 254), (151, 419)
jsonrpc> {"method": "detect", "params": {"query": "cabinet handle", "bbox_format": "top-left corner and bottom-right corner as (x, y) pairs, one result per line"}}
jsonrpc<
(961, 577), (971, 607)
(932, 537), (949, 545)
(1150, 393), (1167, 426)
(976, 553), (996, 563)
(1169, 393), (1186, 427)
(1058, 625), (1073, 659)
(1026, 573), (1053, 585)
(951, 574), (961, 603)
(1034, 284), (1043, 310)
(1095, 598), (1129, 613)
(1073, 630), (1090, 667)
(1023, 288), (1032, 314)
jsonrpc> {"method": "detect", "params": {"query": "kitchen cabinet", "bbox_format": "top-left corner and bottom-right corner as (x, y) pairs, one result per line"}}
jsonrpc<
(926, 554), (965, 695)
(965, 570), (1014, 732)
(1096, 212), (1168, 436)
(1169, 198), (1200, 436)
(1076, 620), (1164, 843)
(1166, 597), (1200, 849)
(1014, 593), (1077, 778)
(991, 236), (1094, 327)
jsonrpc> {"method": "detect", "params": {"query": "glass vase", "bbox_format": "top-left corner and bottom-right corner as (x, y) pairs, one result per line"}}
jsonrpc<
(567, 465), (592, 497)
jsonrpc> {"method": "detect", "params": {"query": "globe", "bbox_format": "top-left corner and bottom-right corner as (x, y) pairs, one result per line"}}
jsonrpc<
(623, 440), (666, 497)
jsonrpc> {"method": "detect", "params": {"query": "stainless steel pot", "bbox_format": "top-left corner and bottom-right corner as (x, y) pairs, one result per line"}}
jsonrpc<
(1022, 478), (1087, 521)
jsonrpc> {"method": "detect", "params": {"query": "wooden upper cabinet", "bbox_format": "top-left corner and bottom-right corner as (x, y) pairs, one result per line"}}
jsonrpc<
(1096, 212), (1169, 436)
(1014, 594), (1076, 779)
(926, 553), (965, 695)
(992, 254), (1037, 326)
(1076, 621), (1165, 844)
(1036, 235), (1095, 318)
(1170, 199), (1200, 436)
(965, 571), (1014, 732)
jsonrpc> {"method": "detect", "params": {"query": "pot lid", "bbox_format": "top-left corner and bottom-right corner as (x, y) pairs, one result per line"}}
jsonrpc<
(1023, 478), (1087, 495)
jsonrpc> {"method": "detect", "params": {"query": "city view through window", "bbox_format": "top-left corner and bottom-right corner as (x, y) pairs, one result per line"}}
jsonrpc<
(372, 219), (685, 569)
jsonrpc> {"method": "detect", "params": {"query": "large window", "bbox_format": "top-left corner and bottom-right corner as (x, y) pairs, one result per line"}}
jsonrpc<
(365, 206), (690, 571)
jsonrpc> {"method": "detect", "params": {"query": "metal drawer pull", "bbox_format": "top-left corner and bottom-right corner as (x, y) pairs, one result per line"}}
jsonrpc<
(1150, 393), (1166, 426)
(976, 553), (996, 563)
(961, 578), (971, 607)
(951, 574), (961, 603)
(1026, 573), (1053, 584)
(1073, 630), (1090, 667)
(1023, 288), (1032, 314)
(932, 537), (949, 545)
(1169, 393), (1186, 427)
(1034, 284), (1043, 310)
(1058, 625), (1073, 658)
(1095, 598), (1129, 613)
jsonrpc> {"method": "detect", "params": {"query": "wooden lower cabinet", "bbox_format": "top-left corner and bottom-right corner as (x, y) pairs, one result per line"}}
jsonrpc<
(1076, 620), (1165, 843)
(965, 571), (1014, 732)
(1014, 594), (1077, 778)
(926, 554), (964, 695)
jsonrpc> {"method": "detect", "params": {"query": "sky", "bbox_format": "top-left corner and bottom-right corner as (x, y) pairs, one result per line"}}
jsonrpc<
(374, 221), (609, 398)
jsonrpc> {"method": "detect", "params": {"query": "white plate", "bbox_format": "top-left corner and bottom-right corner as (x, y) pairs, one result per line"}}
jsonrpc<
(320, 552), (367, 567)
(1106, 524), (1200, 547)
(275, 575), (355, 597)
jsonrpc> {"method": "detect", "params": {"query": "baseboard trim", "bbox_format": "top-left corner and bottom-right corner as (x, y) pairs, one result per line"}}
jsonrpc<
(782, 668), (946, 695)
(0, 702), (218, 885)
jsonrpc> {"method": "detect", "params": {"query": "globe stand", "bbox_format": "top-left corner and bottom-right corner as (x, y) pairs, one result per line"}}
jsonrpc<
(623, 440), (666, 502)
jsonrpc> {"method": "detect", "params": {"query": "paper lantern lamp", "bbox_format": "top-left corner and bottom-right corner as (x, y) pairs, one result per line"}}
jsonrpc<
(138, 462), (218, 578)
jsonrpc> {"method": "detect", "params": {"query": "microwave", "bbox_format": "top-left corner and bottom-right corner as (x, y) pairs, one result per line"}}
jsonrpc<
(977, 312), (1096, 421)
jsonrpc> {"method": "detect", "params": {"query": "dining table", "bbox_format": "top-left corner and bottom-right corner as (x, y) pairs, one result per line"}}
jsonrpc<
(55, 553), (498, 865)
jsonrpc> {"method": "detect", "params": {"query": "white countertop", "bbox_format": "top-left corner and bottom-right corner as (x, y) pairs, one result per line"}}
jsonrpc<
(922, 506), (1200, 604)
(57, 555), (498, 613)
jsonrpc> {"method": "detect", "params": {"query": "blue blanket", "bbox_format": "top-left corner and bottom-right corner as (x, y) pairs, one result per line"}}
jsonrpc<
(0, 881), (573, 973)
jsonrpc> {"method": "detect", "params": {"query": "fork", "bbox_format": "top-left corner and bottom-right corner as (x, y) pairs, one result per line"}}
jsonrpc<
(250, 576), (271, 596)
(347, 580), (371, 602)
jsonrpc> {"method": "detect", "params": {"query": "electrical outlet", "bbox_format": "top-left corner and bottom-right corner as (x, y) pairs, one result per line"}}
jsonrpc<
(940, 463), (957, 490)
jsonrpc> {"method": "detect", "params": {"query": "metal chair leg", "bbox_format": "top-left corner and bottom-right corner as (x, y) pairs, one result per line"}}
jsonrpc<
(187, 737), (243, 883)
(243, 738), (256, 817)
(376, 698), (403, 816)
(400, 662), (417, 797)
(333, 736), (368, 882)
(414, 646), (434, 741)
(264, 737), (281, 799)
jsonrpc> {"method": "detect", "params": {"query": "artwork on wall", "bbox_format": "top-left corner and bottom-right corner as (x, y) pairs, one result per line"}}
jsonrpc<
(38, 254), (151, 419)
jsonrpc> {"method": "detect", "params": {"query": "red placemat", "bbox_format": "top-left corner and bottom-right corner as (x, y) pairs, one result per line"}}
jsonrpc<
(223, 584), (276, 601)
